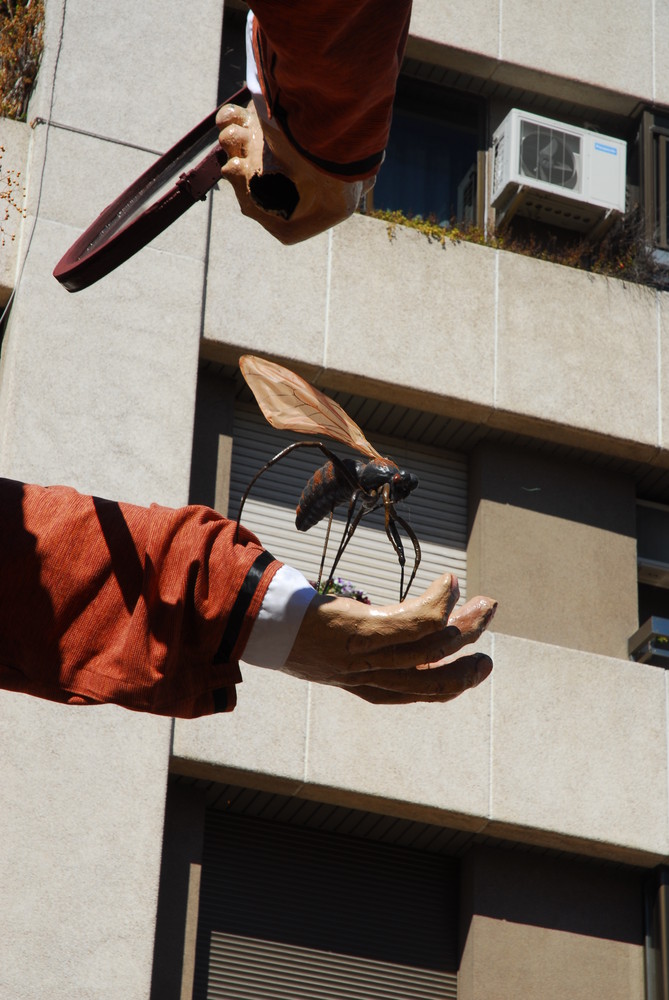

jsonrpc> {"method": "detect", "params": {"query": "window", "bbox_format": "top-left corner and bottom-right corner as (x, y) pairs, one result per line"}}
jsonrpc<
(641, 110), (669, 252)
(193, 805), (459, 1000)
(636, 500), (669, 622)
(218, 2), (247, 103)
(629, 501), (669, 665)
(369, 77), (484, 227)
(645, 867), (669, 1000)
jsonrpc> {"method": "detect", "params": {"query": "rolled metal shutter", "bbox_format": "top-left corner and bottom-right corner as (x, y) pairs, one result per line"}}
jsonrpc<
(193, 809), (459, 1000)
(229, 406), (467, 606)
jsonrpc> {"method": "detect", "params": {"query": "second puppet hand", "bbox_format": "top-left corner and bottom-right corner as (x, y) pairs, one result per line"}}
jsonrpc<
(281, 573), (497, 706)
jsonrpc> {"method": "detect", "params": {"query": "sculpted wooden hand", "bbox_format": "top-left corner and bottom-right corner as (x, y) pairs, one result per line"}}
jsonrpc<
(282, 574), (496, 704)
(216, 100), (371, 244)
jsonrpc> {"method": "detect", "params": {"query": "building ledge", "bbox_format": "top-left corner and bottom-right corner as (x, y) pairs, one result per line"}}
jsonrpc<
(203, 201), (669, 469)
(172, 631), (669, 866)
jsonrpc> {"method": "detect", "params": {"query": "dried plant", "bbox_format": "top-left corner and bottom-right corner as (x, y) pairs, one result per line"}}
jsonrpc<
(0, 142), (26, 246)
(367, 207), (665, 289)
(0, 0), (44, 120)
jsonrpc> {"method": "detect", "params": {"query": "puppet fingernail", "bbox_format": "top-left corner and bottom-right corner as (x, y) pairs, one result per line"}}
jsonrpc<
(471, 654), (492, 686)
(484, 602), (498, 626)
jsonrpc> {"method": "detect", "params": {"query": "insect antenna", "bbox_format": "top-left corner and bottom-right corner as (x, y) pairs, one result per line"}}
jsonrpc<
(234, 439), (347, 543)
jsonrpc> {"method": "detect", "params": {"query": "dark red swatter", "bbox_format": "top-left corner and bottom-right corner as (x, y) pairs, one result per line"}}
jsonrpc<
(53, 87), (250, 292)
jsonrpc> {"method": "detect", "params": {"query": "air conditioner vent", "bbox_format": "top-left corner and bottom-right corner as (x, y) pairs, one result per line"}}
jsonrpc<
(519, 122), (580, 191)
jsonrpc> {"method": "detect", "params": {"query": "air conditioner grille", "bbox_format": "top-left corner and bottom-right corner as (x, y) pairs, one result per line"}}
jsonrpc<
(519, 121), (581, 192)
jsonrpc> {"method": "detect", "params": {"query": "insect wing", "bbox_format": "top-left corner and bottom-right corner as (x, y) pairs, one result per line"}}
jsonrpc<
(240, 355), (382, 460)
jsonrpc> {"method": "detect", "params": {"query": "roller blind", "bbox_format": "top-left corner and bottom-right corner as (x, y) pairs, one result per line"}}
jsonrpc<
(229, 406), (467, 606)
(193, 809), (459, 1000)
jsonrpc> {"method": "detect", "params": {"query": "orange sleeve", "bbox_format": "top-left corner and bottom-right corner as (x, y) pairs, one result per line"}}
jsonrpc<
(248, 0), (412, 180)
(0, 480), (281, 718)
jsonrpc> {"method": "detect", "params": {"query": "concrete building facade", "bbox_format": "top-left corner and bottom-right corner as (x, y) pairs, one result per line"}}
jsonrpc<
(1, 2), (669, 998)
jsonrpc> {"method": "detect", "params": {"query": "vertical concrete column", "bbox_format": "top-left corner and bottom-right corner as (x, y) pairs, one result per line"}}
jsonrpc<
(0, 3), (226, 999)
(150, 784), (207, 1000)
(467, 442), (638, 658)
(0, 0), (226, 505)
(0, 698), (172, 1000)
(458, 847), (644, 1000)
(188, 370), (236, 514)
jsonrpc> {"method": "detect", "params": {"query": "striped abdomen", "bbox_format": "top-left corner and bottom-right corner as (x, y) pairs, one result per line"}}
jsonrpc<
(295, 457), (418, 532)
(295, 458), (362, 532)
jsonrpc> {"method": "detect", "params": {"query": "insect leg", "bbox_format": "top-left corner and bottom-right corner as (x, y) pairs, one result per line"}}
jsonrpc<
(388, 507), (422, 602)
(385, 513), (406, 600)
(380, 484), (421, 602)
(317, 509), (336, 589)
(235, 440), (356, 542)
(321, 493), (364, 594)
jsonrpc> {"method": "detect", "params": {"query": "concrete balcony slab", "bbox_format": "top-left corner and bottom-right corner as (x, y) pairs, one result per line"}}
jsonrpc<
(656, 1), (669, 106)
(172, 631), (669, 863)
(490, 632), (669, 860)
(495, 250), (660, 457)
(202, 184), (329, 369)
(409, 0), (500, 63)
(301, 652), (493, 828)
(172, 664), (310, 795)
(325, 214), (496, 418)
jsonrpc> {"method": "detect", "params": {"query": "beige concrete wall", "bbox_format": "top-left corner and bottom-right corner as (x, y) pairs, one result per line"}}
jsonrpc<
(467, 442), (639, 658)
(410, 0), (665, 110)
(0, 3), (226, 999)
(459, 846), (645, 1000)
(0, 0), (223, 507)
(0, 695), (172, 1000)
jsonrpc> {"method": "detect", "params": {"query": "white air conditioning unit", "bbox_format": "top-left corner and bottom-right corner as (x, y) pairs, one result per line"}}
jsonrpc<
(491, 109), (627, 234)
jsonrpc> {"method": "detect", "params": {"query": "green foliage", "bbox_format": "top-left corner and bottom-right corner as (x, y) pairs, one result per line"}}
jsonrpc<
(367, 207), (664, 289)
(0, 0), (44, 120)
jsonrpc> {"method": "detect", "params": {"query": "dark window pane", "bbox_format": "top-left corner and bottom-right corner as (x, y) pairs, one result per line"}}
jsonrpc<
(372, 83), (481, 225)
(218, 6), (247, 102)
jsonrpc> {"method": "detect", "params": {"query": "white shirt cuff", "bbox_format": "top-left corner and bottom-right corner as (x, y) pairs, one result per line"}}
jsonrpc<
(241, 564), (316, 669)
(245, 11), (262, 99)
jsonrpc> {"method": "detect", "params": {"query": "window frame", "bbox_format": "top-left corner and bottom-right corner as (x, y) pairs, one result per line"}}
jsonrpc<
(641, 110), (669, 252)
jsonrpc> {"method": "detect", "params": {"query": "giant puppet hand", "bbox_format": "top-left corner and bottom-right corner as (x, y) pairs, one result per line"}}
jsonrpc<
(216, 100), (372, 245)
(281, 573), (496, 705)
